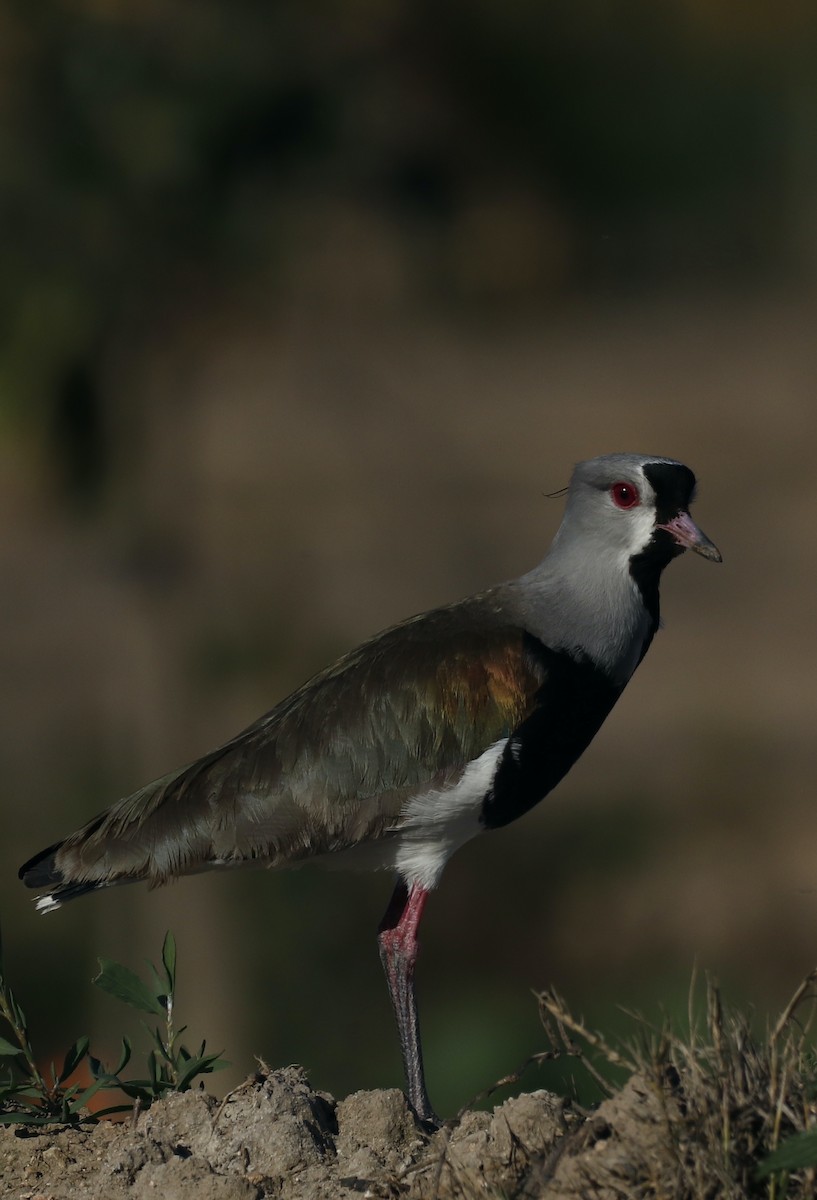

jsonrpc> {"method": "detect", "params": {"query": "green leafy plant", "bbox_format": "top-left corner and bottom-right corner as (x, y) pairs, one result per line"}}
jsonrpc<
(93, 930), (228, 1101)
(0, 927), (227, 1126)
(0, 925), (121, 1125)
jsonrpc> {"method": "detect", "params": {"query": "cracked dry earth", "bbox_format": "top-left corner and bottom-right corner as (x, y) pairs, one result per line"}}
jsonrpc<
(0, 1065), (669, 1200)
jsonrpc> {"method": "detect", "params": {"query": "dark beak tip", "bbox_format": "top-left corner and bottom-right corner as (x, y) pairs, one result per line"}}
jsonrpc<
(694, 542), (723, 564)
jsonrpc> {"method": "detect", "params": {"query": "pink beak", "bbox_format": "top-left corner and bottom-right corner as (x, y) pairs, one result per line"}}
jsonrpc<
(657, 511), (722, 562)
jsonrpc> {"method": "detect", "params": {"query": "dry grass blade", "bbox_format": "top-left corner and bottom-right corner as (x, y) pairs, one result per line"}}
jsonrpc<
(537, 985), (638, 1086)
(512, 972), (817, 1200)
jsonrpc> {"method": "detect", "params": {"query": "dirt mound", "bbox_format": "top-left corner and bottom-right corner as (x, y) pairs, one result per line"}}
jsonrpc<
(0, 1064), (691, 1199)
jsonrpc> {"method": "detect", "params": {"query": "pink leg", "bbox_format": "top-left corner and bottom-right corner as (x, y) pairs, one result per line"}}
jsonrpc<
(377, 881), (439, 1126)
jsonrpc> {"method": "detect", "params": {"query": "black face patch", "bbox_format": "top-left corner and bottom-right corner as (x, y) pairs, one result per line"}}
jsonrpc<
(643, 462), (697, 524)
(628, 461), (698, 628)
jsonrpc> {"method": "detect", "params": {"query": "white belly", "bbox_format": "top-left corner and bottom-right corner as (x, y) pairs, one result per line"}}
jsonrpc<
(389, 738), (507, 890)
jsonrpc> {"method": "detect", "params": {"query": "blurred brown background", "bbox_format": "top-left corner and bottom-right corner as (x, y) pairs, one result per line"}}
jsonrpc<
(2, 0), (817, 1114)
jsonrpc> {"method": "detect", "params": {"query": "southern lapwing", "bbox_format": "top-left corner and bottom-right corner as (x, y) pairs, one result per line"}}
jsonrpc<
(20, 453), (720, 1125)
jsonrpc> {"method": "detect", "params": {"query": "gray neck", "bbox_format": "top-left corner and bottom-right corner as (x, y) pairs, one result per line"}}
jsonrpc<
(501, 543), (656, 685)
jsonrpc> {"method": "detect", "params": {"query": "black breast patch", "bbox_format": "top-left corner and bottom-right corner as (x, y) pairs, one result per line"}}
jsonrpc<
(481, 637), (622, 830)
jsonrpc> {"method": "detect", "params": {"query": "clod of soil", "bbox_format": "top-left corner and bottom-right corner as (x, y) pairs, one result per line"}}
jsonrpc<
(0, 1064), (682, 1199)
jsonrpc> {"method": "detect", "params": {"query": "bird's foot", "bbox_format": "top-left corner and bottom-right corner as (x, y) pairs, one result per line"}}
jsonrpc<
(407, 1096), (444, 1132)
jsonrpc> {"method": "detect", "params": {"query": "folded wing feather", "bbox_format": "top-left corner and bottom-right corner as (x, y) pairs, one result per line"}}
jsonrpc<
(25, 594), (545, 897)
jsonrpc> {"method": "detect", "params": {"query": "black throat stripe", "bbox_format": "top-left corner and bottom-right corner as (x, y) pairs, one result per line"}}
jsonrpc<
(628, 460), (698, 631)
(481, 636), (623, 830)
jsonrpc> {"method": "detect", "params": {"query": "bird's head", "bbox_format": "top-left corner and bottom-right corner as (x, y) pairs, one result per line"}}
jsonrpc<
(556, 453), (722, 572)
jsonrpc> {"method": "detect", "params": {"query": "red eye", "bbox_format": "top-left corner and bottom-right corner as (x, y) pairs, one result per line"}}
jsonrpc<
(610, 481), (640, 509)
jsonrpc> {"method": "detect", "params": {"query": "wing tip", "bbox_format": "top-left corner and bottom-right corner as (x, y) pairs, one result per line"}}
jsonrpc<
(20, 839), (109, 913)
(19, 840), (66, 887)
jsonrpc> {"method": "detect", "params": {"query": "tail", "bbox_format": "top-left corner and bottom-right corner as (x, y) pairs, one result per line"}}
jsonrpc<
(19, 837), (115, 912)
(18, 739), (245, 914)
(19, 816), (126, 911)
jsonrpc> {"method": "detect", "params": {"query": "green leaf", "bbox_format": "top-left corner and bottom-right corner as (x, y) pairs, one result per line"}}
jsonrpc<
(10, 997), (26, 1028)
(146, 962), (166, 1003)
(0, 1037), (23, 1057)
(89, 1037), (132, 1085)
(93, 1102), (137, 1118)
(59, 1036), (90, 1082)
(0, 1111), (49, 1125)
(118, 1080), (157, 1102)
(113, 1036), (133, 1077)
(141, 1022), (171, 1065)
(10, 1086), (47, 1099)
(175, 1051), (228, 1091)
(758, 1131), (817, 1177)
(70, 1074), (119, 1112)
(94, 960), (165, 1016)
(162, 931), (177, 995)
